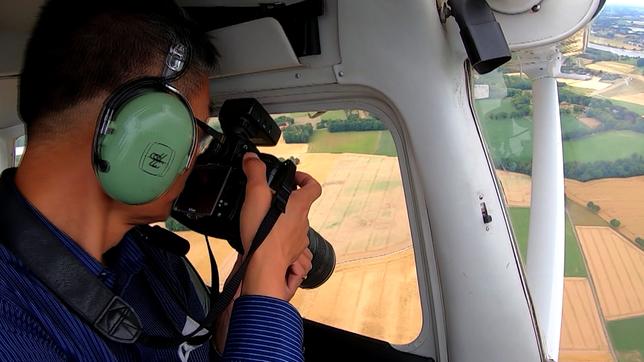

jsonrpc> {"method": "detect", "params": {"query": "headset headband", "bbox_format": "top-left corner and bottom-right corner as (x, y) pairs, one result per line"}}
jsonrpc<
(162, 42), (189, 81)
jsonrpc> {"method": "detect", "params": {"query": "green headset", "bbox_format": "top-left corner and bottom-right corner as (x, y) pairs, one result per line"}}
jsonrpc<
(92, 43), (201, 205)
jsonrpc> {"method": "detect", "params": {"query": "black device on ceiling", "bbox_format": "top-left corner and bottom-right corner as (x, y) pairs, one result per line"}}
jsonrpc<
(184, 0), (325, 57)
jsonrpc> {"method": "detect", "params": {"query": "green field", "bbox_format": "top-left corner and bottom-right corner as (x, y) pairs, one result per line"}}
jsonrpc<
(508, 207), (587, 277)
(320, 110), (348, 120)
(607, 98), (644, 115)
(564, 85), (594, 96)
(476, 96), (644, 164)
(475, 98), (605, 163)
(563, 130), (644, 163)
(509, 207), (530, 260)
(606, 316), (644, 362)
(475, 99), (533, 162)
(308, 129), (397, 156)
(565, 198), (608, 227)
(561, 113), (594, 136)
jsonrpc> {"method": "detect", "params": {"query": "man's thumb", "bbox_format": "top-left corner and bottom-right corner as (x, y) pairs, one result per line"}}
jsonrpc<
(242, 152), (268, 189)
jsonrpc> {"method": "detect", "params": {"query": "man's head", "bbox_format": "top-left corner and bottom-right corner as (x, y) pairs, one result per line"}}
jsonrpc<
(20, 0), (217, 139)
(18, 0), (218, 222)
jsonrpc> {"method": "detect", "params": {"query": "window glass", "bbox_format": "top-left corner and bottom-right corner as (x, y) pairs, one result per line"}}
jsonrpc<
(14, 135), (25, 166)
(174, 110), (422, 344)
(472, 4), (644, 360)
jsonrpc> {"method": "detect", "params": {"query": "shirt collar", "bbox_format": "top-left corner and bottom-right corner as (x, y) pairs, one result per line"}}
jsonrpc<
(14, 180), (145, 290)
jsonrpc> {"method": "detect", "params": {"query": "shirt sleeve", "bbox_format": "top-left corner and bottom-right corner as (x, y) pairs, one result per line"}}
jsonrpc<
(0, 301), (65, 362)
(222, 295), (304, 362)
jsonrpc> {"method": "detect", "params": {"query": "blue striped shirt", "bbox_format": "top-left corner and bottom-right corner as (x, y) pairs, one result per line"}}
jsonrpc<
(0, 168), (304, 361)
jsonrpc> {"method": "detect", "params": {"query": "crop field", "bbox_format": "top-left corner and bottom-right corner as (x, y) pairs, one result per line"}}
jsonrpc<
(612, 93), (644, 106)
(291, 247), (421, 344)
(258, 137), (309, 159)
(576, 227), (644, 320)
(308, 129), (397, 157)
(565, 199), (609, 227)
(475, 100), (640, 164)
(589, 36), (643, 51)
(508, 207), (587, 277)
(497, 170), (532, 207)
(559, 278), (613, 362)
(558, 76), (613, 91)
(305, 154), (411, 262)
(606, 316), (644, 362)
(321, 110), (348, 120)
(566, 176), (644, 241)
(287, 152), (421, 343)
(596, 77), (644, 105)
(563, 131), (644, 163)
(586, 61), (637, 75)
(496, 170), (532, 207)
(606, 98), (644, 115)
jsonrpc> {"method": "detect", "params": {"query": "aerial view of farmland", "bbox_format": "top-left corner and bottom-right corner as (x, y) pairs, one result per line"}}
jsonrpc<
(475, 3), (644, 360)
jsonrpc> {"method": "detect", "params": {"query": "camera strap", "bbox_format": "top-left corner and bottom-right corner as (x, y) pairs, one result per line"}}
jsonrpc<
(0, 166), (294, 349)
(189, 176), (294, 337)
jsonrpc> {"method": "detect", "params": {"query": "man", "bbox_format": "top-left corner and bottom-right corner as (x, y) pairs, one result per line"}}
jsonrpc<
(0, 0), (320, 360)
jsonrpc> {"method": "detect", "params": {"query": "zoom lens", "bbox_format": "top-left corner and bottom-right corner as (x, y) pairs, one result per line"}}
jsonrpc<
(301, 228), (336, 289)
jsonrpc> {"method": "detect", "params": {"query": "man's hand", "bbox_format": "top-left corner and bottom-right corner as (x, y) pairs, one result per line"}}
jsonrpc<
(238, 153), (321, 301)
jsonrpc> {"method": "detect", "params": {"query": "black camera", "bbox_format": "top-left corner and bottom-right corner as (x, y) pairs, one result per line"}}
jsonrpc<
(172, 98), (335, 289)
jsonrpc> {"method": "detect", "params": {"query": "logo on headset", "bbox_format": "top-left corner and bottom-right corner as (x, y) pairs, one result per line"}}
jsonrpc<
(140, 142), (175, 177)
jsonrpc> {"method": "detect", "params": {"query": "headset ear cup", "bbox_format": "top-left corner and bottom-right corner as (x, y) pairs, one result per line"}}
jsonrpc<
(95, 91), (195, 204)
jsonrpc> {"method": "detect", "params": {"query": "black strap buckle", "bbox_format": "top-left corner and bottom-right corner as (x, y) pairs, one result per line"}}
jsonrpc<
(94, 296), (143, 344)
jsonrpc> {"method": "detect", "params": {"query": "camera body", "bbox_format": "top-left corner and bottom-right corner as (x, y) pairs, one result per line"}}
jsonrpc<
(172, 98), (335, 288)
(172, 98), (289, 253)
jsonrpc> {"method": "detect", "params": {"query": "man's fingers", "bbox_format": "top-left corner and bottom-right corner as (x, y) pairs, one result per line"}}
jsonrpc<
(242, 152), (271, 207)
(304, 248), (313, 261)
(239, 153), (272, 253)
(286, 251), (313, 291)
(242, 153), (269, 189)
(293, 171), (322, 205)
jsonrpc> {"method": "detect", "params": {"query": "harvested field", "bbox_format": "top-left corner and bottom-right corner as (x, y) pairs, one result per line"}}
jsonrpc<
(579, 117), (601, 129)
(290, 153), (421, 343)
(558, 76), (612, 91)
(258, 137), (309, 159)
(611, 93), (644, 106)
(290, 247), (421, 344)
(594, 76), (644, 103)
(306, 154), (412, 262)
(496, 170), (531, 207)
(559, 278), (614, 362)
(576, 227), (644, 320)
(586, 62), (636, 75)
(566, 176), (644, 241)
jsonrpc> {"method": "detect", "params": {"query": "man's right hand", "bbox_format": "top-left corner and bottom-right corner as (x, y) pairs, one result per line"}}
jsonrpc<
(238, 152), (322, 301)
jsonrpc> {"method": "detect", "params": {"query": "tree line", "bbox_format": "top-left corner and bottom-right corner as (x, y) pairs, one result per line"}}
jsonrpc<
(321, 115), (386, 133)
(495, 153), (644, 181)
(283, 123), (314, 143)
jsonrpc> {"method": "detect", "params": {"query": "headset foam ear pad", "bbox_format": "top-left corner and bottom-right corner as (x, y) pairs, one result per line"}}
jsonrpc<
(96, 91), (194, 205)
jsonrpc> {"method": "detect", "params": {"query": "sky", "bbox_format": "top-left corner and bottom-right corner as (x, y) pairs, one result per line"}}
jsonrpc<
(606, 0), (644, 7)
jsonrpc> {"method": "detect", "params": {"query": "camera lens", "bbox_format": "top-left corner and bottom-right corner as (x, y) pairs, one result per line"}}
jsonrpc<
(300, 228), (336, 289)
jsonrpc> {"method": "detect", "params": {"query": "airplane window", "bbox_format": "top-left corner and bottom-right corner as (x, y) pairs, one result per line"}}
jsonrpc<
(14, 135), (25, 166)
(169, 110), (422, 344)
(473, 4), (644, 360)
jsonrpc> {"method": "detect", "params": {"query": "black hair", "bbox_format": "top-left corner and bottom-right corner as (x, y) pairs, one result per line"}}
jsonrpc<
(19, 0), (218, 139)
